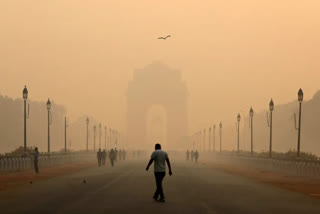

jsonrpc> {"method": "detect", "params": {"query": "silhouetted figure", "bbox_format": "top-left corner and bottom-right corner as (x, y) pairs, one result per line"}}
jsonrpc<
(191, 150), (194, 162)
(33, 147), (39, 174)
(186, 150), (190, 161)
(97, 149), (102, 167)
(109, 149), (116, 167)
(115, 148), (118, 162)
(102, 149), (107, 165)
(194, 150), (199, 163)
(146, 144), (172, 203)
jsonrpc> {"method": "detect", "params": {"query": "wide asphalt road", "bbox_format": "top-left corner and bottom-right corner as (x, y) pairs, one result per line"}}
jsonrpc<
(0, 159), (319, 214)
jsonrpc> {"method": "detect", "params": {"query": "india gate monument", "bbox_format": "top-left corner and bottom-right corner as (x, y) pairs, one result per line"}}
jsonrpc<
(126, 62), (189, 150)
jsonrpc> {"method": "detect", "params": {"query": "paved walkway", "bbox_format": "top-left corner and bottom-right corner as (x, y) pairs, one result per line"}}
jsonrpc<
(0, 160), (319, 214)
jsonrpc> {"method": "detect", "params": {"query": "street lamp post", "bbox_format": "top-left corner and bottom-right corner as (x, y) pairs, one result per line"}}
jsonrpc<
(219, 122), (222, 152)
(93, 125), (96, 152)
(111, 129), (114, 148)
(193, 133), (195, 150)
(197, 131), (200, 151)
(64, 117), (68, 152)
(249, 107), (254, 156)
(113, 130), (116, 148)
(199, 131), (202, 152)
(297, 89), (303, 158)
(203, 128), (206, 152)
(269, 99), (274, 158)
(86, 117), (89, 152)
(197, 132), (198, 151)
(109, 128), (112, 149)
(47, 99), (51, 154)
(194, 132), (198, 149)
(105, 126), (107, 150)
(213, 124), (216, 152)
(99, 123), (102, 149)
(209, 127), (211, 152)
(118, 131), (120, 148)
(194, 132), (196, 150)
(117, 131), (119, 148)
(22, 86), (28, 153)
(237, 114), (241, 153)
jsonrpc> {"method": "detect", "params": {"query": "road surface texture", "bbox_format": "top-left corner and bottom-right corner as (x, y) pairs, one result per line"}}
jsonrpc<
(0, 160), (319, 214)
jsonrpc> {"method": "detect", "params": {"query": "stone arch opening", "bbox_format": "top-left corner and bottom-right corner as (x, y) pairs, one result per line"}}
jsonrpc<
(126, 62), (188, 150)
(146, 105), (168, 147)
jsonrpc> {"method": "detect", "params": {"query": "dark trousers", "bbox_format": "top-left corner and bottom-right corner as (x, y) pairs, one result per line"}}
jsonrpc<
(34, 160), (39, 174)
(154, 172), (166, 199)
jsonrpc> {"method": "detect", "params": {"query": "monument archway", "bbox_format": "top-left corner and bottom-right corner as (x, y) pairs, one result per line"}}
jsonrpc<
(146, 105), (168, 147)
(126, 62), (188, 150)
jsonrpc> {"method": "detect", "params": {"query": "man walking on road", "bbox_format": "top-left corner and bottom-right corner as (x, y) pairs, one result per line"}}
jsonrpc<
(146, 143), (172, 203)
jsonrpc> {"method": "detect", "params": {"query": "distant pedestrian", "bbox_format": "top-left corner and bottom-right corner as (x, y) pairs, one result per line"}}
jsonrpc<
(186, 150), (190, 161)
(33, 147), (39, 174)
(115, 148), (118, 162)
(102, 149), (107, 165)
(146, 143), (172, 203)
(109, 149), (116, 167)
(194, 150), (199, 163)
(97, 149), (102, 167)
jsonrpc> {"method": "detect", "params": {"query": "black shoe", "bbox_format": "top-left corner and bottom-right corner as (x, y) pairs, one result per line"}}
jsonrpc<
(153, 196), (158, 201)
(159, 198), (165, 203)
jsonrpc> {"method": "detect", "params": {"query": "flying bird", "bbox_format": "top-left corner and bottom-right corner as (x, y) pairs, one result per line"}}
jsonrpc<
(158, 35), (171, 40)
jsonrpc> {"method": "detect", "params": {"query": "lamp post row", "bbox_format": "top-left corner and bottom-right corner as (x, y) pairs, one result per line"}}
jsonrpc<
(23, 86), (53, 155)
(85, 117), (119, 152)
(21, 86), (303, 156)
(193, 88), (304, 158)
(193, 122), (222, 152)
(22, 86), (120, 154)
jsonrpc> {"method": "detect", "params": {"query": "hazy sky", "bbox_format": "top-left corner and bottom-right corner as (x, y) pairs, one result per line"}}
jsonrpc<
(1, 0), (319, 133)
